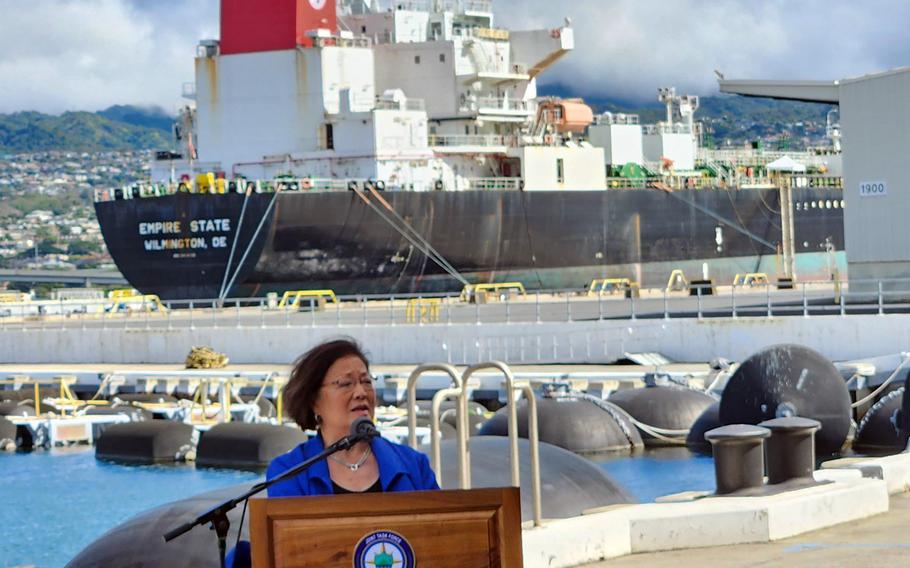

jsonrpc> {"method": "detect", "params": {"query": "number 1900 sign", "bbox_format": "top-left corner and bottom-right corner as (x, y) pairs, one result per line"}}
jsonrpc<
(859, 181), (887, 197)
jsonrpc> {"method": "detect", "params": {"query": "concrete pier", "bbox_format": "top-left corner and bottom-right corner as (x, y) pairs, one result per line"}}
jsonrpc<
(586, 492), (910, 567)
(522, 453), (910, 568)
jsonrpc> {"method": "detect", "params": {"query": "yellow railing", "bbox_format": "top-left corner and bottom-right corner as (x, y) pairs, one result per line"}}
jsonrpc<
(278, 290), (339, 309)
(141, 375), (286, 425)
(587, 278), (640, 297)
(666, 270), (689, 293)
(733, 273), (770, 287)
(0, 375), (105, 415)
(460, 282), (526, 303)
(406, 298), (441, 323)
(108, 288), (140, 299)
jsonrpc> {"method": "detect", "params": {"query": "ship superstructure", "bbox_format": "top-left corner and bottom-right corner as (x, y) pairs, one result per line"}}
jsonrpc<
(154, 0), (604, 192)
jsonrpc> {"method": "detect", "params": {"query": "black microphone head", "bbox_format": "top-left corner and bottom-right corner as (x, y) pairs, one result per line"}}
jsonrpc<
(350, 416), (379, 439)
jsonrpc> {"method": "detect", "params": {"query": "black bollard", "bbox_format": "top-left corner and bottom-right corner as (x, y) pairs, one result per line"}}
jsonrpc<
(705, 424), (770, 495)
(758, 417), (822, 484)
(897, 374), (910, 450)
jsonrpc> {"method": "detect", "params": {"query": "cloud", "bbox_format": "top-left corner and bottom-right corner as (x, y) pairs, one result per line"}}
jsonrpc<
(1, 0), (908, 112)
(495, 0), (910, 102)
(0, 0), (216, 114)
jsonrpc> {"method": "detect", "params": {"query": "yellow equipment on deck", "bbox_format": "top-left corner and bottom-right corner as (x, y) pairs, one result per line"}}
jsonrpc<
(406, 298), (441, 323)
(732, 273), (770, 287)
(587, 278), (640, 298)
(666, 270), (689, 292)
(460, 282), (526, 303)
(277, 290), (338, 309)
(0, 292), (30, 303)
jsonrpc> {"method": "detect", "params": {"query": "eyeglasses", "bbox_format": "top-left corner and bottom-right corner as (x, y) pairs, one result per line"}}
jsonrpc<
(322, 376), (376, 392)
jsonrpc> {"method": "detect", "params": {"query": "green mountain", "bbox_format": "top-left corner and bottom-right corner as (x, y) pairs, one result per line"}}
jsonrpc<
(0, 108), (172, 152)
(540, 85), (836, 148)
(97, 105), (174, 132)
(1, 95), (835, 153)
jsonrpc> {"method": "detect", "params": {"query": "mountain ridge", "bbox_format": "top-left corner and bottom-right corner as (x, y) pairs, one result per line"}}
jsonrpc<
(0, 95), (836, 153)
(0, 106), (172, 153)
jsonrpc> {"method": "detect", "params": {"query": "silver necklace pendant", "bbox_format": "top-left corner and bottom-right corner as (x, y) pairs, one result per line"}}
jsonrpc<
(331, 445), (371, 472)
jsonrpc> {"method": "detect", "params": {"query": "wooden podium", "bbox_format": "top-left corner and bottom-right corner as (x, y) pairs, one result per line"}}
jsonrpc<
(250, 487), (522, 567)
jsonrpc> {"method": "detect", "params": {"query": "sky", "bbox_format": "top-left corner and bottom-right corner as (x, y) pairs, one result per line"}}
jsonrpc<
(1, 0), (908, 114)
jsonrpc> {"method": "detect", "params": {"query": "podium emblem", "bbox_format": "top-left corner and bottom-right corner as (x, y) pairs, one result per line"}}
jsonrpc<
(353, 530), (415, 568)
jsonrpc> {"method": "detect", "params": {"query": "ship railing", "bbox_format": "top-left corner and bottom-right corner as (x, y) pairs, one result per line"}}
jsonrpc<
(697, 149), (835, 168)
(790, 175), (843, 189)
(642, 124), (692, 135)
(94, 177), (392, 202)
(602, 174), (844, 192)
(466, 97), (532, 113)
(14, 278), (910, 333)
(723, 175), (843, 190)
(445, 0), (493, 12)
(594, 113), (640, 125)
(310, 35), (371, 49)
(429, 134), (510, 147)
(605, 177), (649, 190)
(605, 176), (717, 190)
(386, 0), (431, 11)
(374, 98), (426, 111)
(384, 0), (492, 13)
(465, 177), (522, 191)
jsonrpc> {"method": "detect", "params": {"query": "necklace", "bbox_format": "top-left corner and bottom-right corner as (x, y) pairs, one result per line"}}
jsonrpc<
(329, 445), (371, 472)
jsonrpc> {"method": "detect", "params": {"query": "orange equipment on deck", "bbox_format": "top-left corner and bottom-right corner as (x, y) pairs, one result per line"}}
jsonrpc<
(537, 99), (594, 134)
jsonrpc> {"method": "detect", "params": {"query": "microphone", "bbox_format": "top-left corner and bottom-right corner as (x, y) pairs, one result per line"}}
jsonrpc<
(350, 416), (380, 440)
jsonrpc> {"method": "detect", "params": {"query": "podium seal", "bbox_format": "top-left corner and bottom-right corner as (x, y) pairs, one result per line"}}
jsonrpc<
(353, 530), (415, 568)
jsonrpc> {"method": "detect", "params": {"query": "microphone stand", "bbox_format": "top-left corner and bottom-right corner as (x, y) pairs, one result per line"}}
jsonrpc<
(163, 429), (377, 568)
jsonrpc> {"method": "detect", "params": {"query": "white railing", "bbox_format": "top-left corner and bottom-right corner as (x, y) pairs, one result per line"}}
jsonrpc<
(605, 176), (718, 190)
(429, 134), (509, 147)
(472, 97), (531, 112)
(643, 123), (693, 135)
(697, 148), (835, 168)
(385, 0), (491, 13)
(311, 35), (371, 48)
(10, 279), (910, 333)
(374, 98), (426, 111)
(465, 177), (522, 190)
(446, 0), (492, 12)
(603, 174), (842, 192)
(392, 0), (492, 12)
(595, 113), (639, 125)
(95, 177), (374, 202)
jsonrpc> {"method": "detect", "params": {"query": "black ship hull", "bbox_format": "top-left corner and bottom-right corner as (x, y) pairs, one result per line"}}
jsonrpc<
(95, 187), (845, 300)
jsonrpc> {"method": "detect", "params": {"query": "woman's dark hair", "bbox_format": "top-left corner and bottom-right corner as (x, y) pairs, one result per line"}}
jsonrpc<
(284, 338), (370, 430)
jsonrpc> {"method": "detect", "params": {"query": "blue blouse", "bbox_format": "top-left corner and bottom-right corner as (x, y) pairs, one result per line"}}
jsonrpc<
(228, 435), (438, 567)
(267, 434), (440, 495)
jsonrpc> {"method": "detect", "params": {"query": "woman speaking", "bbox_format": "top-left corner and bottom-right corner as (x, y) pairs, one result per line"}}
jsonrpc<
(268, 338), (440, 495)
(229, 339), (438, 567)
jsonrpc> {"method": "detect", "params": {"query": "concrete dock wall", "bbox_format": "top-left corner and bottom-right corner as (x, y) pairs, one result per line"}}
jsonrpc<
(1, 314), (907, 364)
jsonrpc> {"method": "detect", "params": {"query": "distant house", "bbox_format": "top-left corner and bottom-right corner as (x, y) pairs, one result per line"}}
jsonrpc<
(25, 210), (53, 223)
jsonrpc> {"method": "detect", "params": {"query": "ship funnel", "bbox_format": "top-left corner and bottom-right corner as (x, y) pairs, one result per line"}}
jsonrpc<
(220, 0), (338, 55)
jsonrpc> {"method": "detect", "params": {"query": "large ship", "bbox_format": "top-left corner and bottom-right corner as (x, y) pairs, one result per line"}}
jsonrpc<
(95, 0), (845, 300)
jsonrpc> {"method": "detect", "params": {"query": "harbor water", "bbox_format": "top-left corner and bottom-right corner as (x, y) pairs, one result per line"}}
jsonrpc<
(0, 447), (714, 567)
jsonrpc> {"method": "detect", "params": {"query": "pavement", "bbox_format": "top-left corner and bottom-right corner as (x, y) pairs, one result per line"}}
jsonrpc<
(584, 492), (910, 567)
